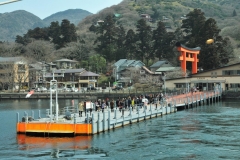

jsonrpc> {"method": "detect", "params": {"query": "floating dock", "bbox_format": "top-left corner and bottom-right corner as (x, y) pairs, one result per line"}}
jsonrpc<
(16, 91), (221, 136)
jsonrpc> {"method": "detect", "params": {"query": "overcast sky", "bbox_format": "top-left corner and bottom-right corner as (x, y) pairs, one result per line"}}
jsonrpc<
(0, 0), (123, 19)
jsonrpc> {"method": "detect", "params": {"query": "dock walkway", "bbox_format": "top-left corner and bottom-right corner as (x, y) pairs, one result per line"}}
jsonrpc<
(16, 91), (221, 136)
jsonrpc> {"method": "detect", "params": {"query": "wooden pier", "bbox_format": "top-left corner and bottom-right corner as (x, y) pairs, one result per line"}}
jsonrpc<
(16, 91), (221, 136)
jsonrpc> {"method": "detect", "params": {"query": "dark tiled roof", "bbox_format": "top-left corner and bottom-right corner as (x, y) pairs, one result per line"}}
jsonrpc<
(55, 59), (78, 62)
(113, 59), (127, 67)
(54, 68), (85, 73)
(0, 57), (25, 62)
(150, 61), (166, 68)
(80, 71), (99, 77)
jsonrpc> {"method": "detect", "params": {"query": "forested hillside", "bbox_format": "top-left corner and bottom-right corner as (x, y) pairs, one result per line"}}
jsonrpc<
(43, 9), (92, 26)
(0, 9), (92, 41)
(0, 10), (45, 42)
(1, 0), (240, 75)
(76, 0), (240, 68)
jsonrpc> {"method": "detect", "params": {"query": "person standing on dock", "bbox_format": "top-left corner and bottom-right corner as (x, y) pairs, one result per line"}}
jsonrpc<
(142, 96), (148, 110)
(159, 93), (163, 102)
(84, 101), (87, 116)
(128, 97), (131, 110)
(97, 99), (101, 112)
(90, 101), (94, 116)
(116, 97), (120, 109)
(154, 94), (158, 110)
(78, 101), (84, 117)
(131, 97), (135, 111)
(119, 99), (124, 112)
(94, 100), (98, 111)
(110, 99), (114, 112)
(101, 100), (106, 113)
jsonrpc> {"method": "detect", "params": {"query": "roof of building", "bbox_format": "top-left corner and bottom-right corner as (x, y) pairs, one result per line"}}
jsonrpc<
(80, 71), (100, 77)
(0, 57), (25, 62)
(55, 59), (78, 63)
(156, 67), (181, 72)
(54, 68), (85, 74)
(191, 62), (240, 76)
(121, 60), (136, 67)
(150, 60), (173, 68)
(113, 59), (145, 67)
(113, 59), (128, 67)
(113, 59), (145, 72)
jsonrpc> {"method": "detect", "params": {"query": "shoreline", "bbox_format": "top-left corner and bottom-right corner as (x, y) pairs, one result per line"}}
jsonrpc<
(0, 90), (238, 99)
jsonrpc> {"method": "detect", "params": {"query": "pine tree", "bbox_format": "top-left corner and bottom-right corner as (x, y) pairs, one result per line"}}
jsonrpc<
(125, 29), (137, 59)
(60, 19), (77, 48)
(136, 18), (153, 65)
(48, 21), (61, 46)
(181, 9), (206, 47)
(94, 15), (118, 63)
(115, 25), (127, 60)
(152, 21), (167, 60)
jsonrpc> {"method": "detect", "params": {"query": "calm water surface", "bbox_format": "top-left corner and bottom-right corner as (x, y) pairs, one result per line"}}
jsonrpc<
(0, 99), (240, 159)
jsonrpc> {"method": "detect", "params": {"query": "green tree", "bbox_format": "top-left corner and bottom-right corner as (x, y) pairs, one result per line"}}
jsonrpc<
(198, 18), (234, 69)
(27, 27), (49, 40)
(115, 25), (127, 60)
(181, 8), (206, 47)
(59, 19), (77, 48)
(125, 29), (137, 59)
(152, 21), (167, 60)
(48, 21), (61, 46)
(94, 15), (118, 63)
(88, 54), (106, 73)
(135, 18), (153, 65)
(15, 35), (29, 45)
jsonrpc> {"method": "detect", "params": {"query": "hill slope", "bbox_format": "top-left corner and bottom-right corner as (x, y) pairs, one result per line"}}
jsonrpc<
(76, 0), (240, 63)
(43, 9), (93, 26)
(0, 9), (92, 42)
(0, 10), (44, 42)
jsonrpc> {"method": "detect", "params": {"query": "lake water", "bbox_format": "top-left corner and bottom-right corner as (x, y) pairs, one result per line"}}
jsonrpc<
(0, 99), (240, 159)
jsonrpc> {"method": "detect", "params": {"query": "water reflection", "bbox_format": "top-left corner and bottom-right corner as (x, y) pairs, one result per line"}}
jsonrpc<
(17, 134), (92, 150)
(16, 135), (108, 158)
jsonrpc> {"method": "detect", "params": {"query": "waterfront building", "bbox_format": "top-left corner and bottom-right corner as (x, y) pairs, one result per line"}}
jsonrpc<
(165, 62), (240, 92)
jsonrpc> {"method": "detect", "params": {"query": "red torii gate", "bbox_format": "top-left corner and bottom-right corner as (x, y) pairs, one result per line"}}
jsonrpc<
(176, 42), (201, 74)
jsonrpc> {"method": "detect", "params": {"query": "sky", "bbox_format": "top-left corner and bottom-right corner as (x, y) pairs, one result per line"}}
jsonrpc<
(0, 0), (123, 19)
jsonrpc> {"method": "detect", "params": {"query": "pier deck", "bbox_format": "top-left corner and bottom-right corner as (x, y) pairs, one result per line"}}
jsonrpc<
(16, 91), (221, 136)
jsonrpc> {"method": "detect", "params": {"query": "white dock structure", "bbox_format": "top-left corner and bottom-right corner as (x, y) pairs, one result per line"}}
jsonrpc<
(17, 90), (221, 136)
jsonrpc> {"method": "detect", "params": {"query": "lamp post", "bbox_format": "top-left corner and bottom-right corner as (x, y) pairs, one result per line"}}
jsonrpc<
(41, 61), (46, 88)
(48, 69), (65, 122)
(185, 72), (189, 93)
(113, 66), (119, 82)
(162, 73), (166, 95)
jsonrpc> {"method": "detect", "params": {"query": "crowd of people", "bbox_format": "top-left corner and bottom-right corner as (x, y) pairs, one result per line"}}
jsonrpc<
(78, 93), (166, 117)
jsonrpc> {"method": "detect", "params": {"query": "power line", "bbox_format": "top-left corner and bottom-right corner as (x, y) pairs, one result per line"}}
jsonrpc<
(0, 0), (21, 6)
